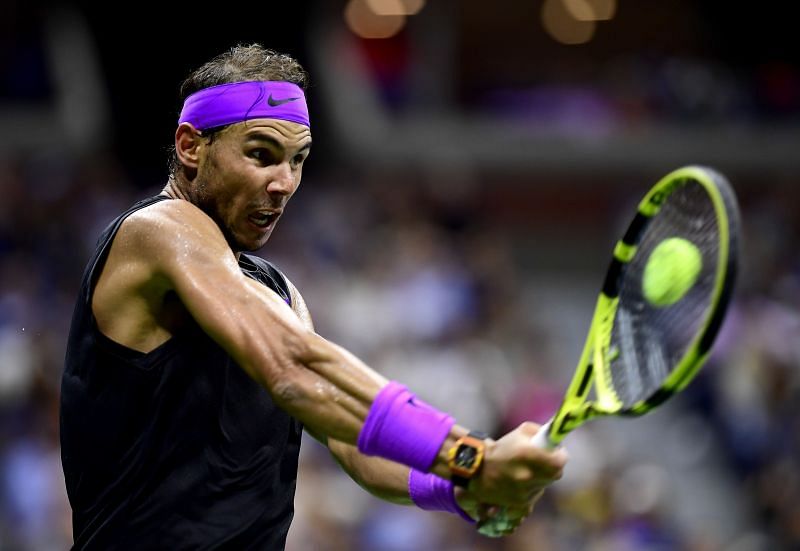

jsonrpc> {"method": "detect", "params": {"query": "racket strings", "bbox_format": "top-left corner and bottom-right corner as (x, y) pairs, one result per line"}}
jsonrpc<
(608, 181), (720, 408)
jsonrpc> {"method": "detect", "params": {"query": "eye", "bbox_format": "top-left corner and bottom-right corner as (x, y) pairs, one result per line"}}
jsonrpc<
(292, 151), (309, 168)
(250, 148), (277, 164)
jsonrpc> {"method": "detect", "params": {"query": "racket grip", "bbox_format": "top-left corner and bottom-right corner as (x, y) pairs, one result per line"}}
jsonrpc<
(530, 419), (556, 449)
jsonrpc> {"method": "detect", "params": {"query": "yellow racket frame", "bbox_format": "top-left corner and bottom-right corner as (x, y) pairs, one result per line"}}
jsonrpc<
(545, 165), (737, 446)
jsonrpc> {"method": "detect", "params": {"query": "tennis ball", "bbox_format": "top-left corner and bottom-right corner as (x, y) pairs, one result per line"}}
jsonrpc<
(642, 237), (702, 307)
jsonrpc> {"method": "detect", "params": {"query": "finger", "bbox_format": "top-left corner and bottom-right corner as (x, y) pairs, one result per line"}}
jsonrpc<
(529, 445), (569, 469)
(516, 421), (542, 438)
(549, 446), (570, 467)
(522, 448), (569, 479)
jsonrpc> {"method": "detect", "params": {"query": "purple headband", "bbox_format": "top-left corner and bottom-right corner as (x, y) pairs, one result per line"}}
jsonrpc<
(178, 81), (310, 130)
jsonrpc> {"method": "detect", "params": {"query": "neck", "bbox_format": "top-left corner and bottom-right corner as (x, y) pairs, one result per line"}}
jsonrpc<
(161, 176), (191, 201)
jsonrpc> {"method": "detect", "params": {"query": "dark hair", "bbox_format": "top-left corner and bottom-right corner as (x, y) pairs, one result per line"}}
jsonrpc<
(169, 44), (309, 178)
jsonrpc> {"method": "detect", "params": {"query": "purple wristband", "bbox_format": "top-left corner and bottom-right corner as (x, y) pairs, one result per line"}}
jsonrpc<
(408, 469), (475, 523)
(357, 381), (454, 473)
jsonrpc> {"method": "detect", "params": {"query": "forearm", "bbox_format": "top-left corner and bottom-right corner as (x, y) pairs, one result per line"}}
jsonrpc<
(275, 336), (470, 478)
(302, 337), (471, 480)
(194, 275), (380, 442)
(325, 438), (475, 522)
(169, 238), (474, 481)
(327, 438), (412, 505)
(321, 436), (477, 526)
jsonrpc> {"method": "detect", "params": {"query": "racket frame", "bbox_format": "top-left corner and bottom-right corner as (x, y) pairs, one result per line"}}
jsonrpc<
(541, 165), (739, 446)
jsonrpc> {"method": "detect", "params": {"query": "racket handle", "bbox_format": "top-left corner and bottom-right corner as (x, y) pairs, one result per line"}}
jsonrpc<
(476, 419), (558, 538)
(530, 419), (556, 449)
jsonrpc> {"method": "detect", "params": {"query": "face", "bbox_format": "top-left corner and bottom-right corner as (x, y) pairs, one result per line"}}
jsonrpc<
(191, 118), (311, 252)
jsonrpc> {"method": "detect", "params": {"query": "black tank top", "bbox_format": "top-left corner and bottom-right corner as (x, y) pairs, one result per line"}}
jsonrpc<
(60, 195), (303, 550)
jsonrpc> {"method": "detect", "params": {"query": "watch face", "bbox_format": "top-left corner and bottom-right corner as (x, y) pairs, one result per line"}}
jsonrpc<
(456, 444), (478, 467)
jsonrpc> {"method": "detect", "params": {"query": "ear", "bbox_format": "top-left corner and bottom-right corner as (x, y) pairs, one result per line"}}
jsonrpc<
(175, 122), (204, 172)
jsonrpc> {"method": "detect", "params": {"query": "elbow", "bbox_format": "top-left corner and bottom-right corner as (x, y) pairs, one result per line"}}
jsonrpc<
(246, 330), (346, 426)
(269, 364), (330, 416)
(271, 372), (305, 409)
(244, 327), (318, 401)
(267, 332), (334, 408)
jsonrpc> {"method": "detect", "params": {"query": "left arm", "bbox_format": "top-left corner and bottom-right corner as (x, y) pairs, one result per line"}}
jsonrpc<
(314, 429), (413, 504)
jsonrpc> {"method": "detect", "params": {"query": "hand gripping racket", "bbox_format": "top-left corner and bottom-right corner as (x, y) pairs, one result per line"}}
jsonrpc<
(478, 165), (741, 537)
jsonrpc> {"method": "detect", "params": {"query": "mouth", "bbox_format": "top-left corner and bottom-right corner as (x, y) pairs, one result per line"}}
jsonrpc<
(247, 209), (282, 231)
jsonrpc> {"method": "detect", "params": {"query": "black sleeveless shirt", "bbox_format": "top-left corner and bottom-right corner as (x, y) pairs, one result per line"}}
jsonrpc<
(60, 195), (303, 550)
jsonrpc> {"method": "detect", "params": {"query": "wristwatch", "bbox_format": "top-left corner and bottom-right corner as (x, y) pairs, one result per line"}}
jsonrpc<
(448, 430), (489, 488)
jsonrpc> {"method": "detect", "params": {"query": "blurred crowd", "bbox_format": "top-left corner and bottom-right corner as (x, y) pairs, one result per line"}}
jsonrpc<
(2, 2), (800, 550)
(0, 149), (798, 550)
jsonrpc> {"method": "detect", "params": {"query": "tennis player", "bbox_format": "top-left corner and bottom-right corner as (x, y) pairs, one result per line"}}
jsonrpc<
(60, 44), (567, 549)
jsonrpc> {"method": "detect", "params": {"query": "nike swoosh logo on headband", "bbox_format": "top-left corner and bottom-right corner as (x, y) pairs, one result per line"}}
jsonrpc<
(267, 94), (301, 107)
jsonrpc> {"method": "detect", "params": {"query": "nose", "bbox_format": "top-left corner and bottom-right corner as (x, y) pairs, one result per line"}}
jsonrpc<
(266, 161), (296, 196)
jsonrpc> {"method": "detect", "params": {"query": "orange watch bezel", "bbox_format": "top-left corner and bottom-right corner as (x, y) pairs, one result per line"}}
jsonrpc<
(447, 435), (486, 479)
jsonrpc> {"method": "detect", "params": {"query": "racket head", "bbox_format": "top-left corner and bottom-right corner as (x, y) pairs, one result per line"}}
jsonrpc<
(597, 165), (740, 414)
(547, 166), (740, 443)
(478, 167), (740, 539)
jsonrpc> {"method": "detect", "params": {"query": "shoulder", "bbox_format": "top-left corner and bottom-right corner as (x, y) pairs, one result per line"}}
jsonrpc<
(114, 197), (237, 277)
(119, 198), (227, 255)
(122, 197), (222, 241)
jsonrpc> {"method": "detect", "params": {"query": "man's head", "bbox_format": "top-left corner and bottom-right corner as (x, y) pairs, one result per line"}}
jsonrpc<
(171, 44), (311, 252)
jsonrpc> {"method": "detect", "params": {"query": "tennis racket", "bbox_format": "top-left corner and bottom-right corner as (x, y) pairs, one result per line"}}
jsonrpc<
(478, 165), (740, 537)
